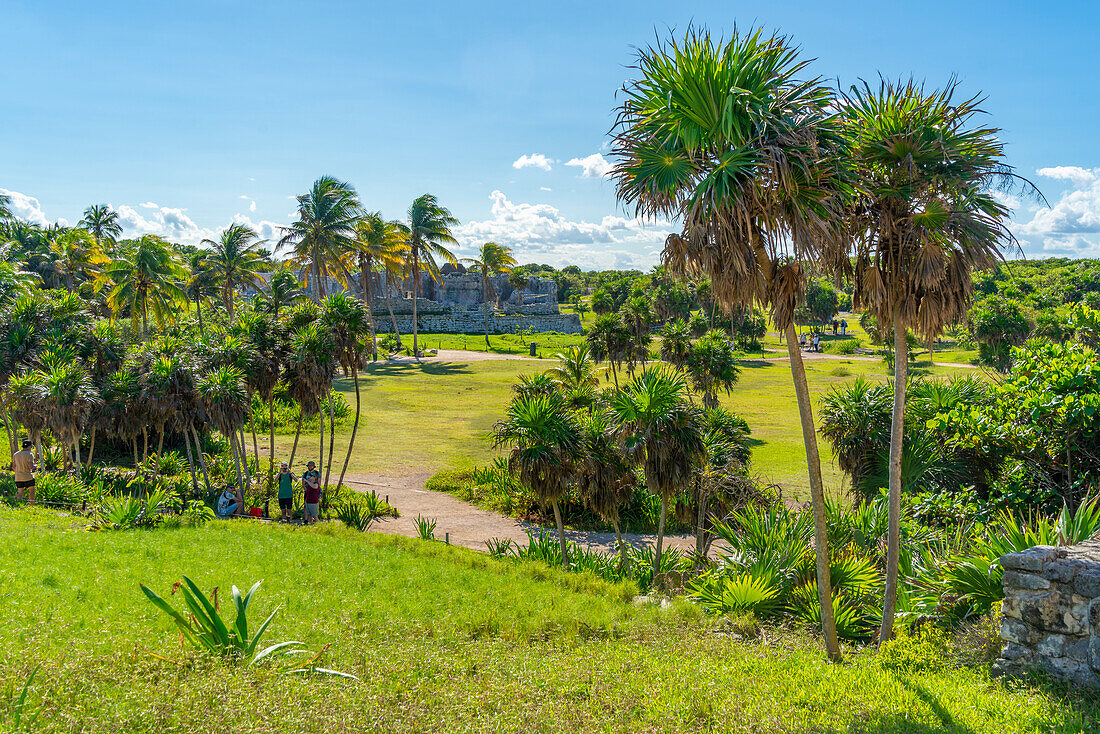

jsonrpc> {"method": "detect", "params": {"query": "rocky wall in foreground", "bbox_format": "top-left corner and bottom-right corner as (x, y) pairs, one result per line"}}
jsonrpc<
(993, 539), (1100, 688)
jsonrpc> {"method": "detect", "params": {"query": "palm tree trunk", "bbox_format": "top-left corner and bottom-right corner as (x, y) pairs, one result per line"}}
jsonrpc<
(927, 336), (934, 365)
(191, 427), (212, 494)
(311, 259), (321, 302)
(653, 496), (668, 578)
(86, 425), (96, 467)
(318, 401), (325, 489)
(157, 424), (165, 460)
(181, 424), (198, 494)
(412, 250), (420, 360)
(324, 390), (336, 492)
(132, 438), (139, 471)
(386, 273), (401, 348)
(269, 400), (276, 496)
(229, 431), (245, 511)
(880, 315), (908, 644)
(785, 322), (841, 661)
(614, 518), (627, 571)
(288, 412), (303, 469)
(141, 426), (148, 465)
(552, 499), (569, 570)
(239, 425), (251, 490)
(361, 257), (377, 362)
(336, 371), (361, 493)
(247, 386), (260, 478)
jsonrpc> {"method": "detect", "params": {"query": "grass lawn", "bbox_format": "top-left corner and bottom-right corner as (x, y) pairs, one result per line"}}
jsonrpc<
(400, 331), (587, 358)
(277, 355), (981, 502)
(1, 508), (1095, 732)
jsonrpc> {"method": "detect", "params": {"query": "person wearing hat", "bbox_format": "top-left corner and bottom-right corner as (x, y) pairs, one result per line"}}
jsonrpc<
(302, 461), (322, 524)
(13, 439), (37, 505)
(277, 462), (297, 522)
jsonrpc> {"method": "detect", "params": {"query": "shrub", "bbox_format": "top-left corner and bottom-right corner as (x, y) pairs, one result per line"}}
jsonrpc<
(877, 627), (951, 673)
(824, 338), (861, 355)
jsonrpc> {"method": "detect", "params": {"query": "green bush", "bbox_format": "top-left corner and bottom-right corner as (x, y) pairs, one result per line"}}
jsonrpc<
(823, 338), (861, 355)
(877, 628), (951, 673)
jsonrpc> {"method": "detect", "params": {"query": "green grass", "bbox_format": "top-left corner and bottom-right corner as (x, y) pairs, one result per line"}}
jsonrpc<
(397, 331), (587, 358)
(281, 354), (980, 501)
(1, 508), (1095, 732)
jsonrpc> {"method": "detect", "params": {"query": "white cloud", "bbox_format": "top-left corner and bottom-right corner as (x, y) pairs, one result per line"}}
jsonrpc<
(0, 188), (50, 226)
(512, 153), (555, 171)
(1014, 167), (1100, 255)
(539, 186), (552, 192)
(565, 153), (613, 178)
(454, 190), (669, 269)
(139, 201), (159, 209)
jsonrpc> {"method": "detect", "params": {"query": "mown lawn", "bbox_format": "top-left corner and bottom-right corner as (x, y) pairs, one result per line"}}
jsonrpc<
(0, 508), (1095, 733)
(278, 355), (980, 501)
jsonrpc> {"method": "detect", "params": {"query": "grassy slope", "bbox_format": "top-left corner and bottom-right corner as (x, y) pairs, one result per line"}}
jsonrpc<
(279, 356), (976, 502)
(0, 508), (1094, 733)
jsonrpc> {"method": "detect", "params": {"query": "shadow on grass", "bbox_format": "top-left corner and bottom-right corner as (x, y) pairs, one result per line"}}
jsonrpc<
(735, 359), (775, 369)
(356, 361), (474, 383)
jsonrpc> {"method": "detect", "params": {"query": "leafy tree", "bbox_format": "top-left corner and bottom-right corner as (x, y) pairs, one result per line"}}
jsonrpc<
(463, 242), (517, 347)
(79, 204), (122, 248)
(842, 79), (1020, 639)
(197, 366), (249, 508)
(404, 194), (458, 359)
(493, 392), (583, 569)
(255, 269), (305, 320)
(686, 329), (740, 409)
(97, 235), (188, 335)
(280, 176), (362, 302)
(585, 313), (631, 388)
(201, 223), (266, 318)
(969, 296), (1033, 371)
(621, 296), (654, 372)
(612, 367), (704, 577)
(590, 288), (614, 315)
(797, 278), (840, 329)
(659, 318), (692, 370)
(611, 26), (847, 658)
(49, 228), (108, 292)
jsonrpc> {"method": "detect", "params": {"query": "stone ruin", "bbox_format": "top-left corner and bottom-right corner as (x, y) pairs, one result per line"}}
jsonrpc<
(994, 538), (1100, 689)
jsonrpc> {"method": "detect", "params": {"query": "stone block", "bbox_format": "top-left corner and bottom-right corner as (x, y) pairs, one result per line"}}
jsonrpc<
(1037, 634), (1067, 658)
(1076, 570), (1100, 598)
(1001, 546), (1062, 572)
(1021, 590), (1087, 636)
(1065, 637), (1091, 662)
(999, 642), (1033, 661)
(1091, 598), (1100, 636)
(1003, 570), (1051, 591)
(1001, 617), (1035, 645)
(1043, 560), (1085, 583)
(1090, 637), (1100, 673)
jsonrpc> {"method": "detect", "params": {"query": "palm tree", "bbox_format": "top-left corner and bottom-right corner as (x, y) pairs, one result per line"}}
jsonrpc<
(321, 293), (370, 492)
(3, 372), (47, 462)
(40, 363), (101, 469)
(279, 176), (362, 302)
(201, 223), (266, 318)
(611, 27), (849, 660)
(286, 323), (336, 474)
(840, 79), (1019, 640)
(621, 296), (655, 373)
(493, 392), (583, 569)
(96, 235), (188, 336)
(405, 194), (459, 359)
(659, 318), (693, 371)
(0, 192), (13, 223)
(585, 314), (631, 388)
(545, 344), (602, 392)
(462, 242), (518, 347)
(197, 366), (250, 510)
(256, 269), (305, 319)
(578, 408), (637, 568)
(611, 367), (704, 577)
(185, 254), (219, 335)
(79, 204), (122, 249)
(238, 311), (284, 498)
(49, 228), (108, 292)
(354, 213), (408, 359)
(685, 329), (741, 408)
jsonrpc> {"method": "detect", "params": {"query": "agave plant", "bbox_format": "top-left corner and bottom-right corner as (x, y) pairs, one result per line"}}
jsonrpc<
(140, 577), (355, 678)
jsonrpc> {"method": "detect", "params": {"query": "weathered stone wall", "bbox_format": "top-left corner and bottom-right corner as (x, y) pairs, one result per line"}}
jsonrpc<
(994, 539), (1100, 688)
(373, 309), (582, 335)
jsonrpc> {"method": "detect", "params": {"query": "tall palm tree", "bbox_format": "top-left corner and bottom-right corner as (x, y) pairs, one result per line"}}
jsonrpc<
(493, 392), (583, 569)
(96, 235), (188, 336)
(185, 253), (219, 335)
(0, 192), (13, 223)
(840, 79), (1019, 640)
(659, 318), (693, 370)
(578, 408), (637, 568)
(321, 293), (370, 492)
(462, 241), (517, 346)
(197, 366), (250, 509)
(611, 367), (704, 577)
(49, 228), (108, 292)
(256, 269), (306, 319)
(405, 194), (459, 359)
(237, 311), (284, 498)
(545, 344), (602, 392)
(354, 213), (407, 359)
(286, 323), (336, 473)
(610, 26), (850, 659)
(79, 204), (122, 249)
(201, 223), (266, 318)
(279, 176), (362, 302)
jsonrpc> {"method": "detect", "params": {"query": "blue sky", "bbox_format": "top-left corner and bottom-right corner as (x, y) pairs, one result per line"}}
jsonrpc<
(2, 0), (1098, 268)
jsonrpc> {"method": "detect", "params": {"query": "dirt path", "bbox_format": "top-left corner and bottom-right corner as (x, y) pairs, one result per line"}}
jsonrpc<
(343, 472), (700, 555)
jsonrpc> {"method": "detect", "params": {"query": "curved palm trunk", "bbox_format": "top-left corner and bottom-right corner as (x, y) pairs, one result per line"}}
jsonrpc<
(247, 386), (260, 483)
(229, 431), (245, 511)
(191, 427), (212, 494)
(880, 316), (908, 644)
(141, 426), (148, 465)
(157, 423), (165, 460)
(785, 322), (841, 661)
(412, 250), (420, 360)
(181, 425), (199, 494)
(269, 401), (276, 496)
(361, 256), (377, 362)
(385, 272), (401, 348)
(653, 496), (668, 578)
(86, 425), (96, 467)
(324, 390), (336, 493)
(238, 426), (252, 491)
(288, 412), (304, 469)
(336, 370), (361, 493)
(552, 499), (569, 570)
(318, 401), (325, 490)
(132, 438), (139, 471)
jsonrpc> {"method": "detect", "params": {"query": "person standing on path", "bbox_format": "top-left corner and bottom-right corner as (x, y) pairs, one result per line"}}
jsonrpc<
(277, 463), (296, 522)
(13, 439), (36, 505)
(302, 461), (321, 524)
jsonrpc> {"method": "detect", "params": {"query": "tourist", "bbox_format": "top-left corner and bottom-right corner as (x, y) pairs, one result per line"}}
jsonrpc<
(216, 487), (240, 517)
(841, 319), (848, 336)
(277, 463), (296, 522)
(812, 333), (821, 352)
(13, 439), (36, 505)
(303, 461), (322, 524)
